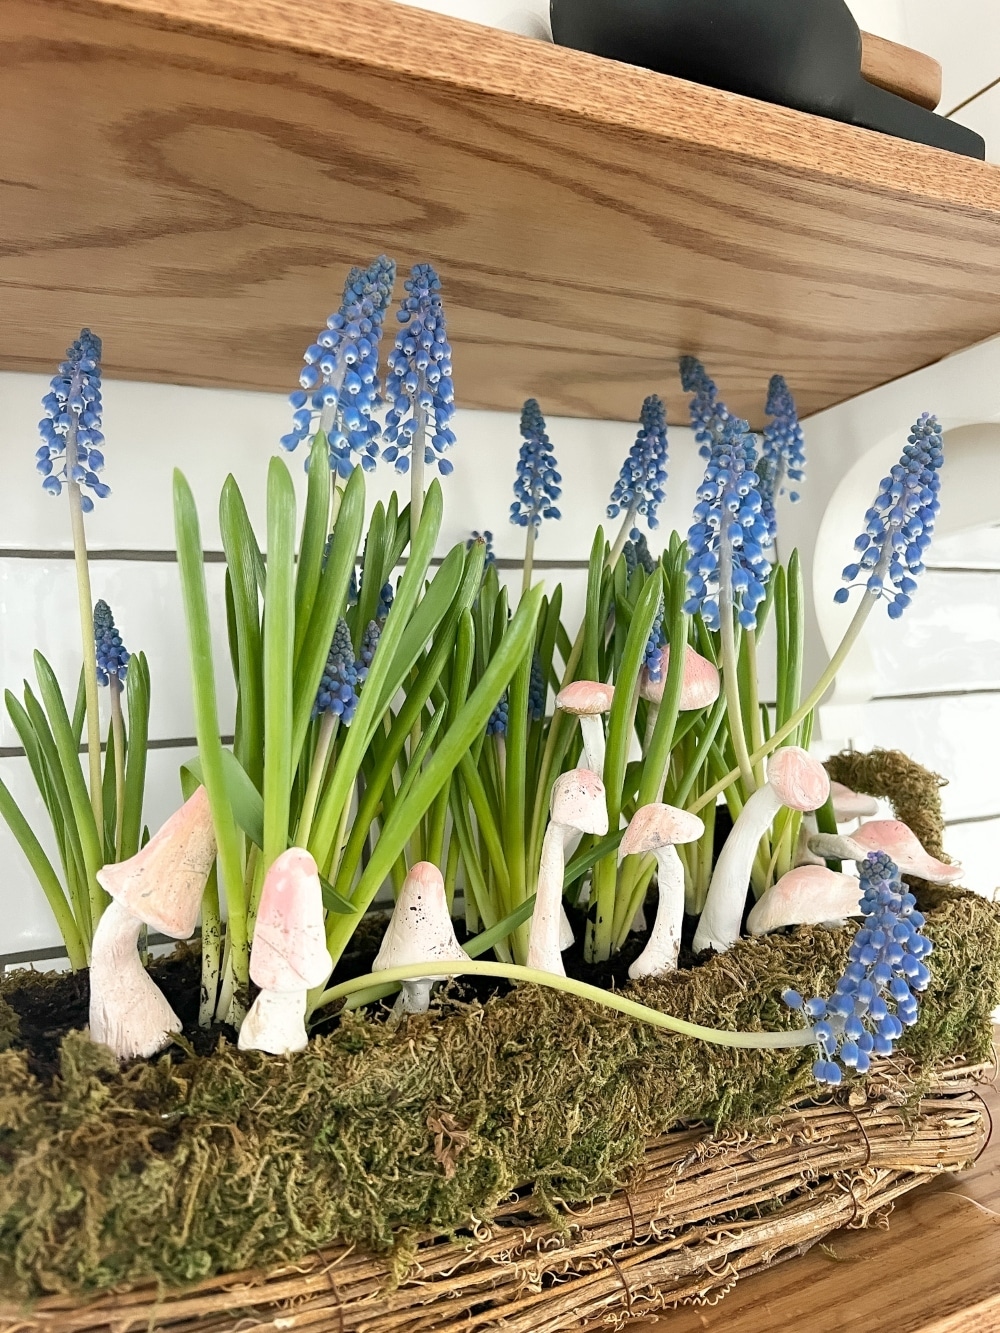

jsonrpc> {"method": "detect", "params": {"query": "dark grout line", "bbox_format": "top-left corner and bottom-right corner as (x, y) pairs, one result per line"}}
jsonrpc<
(0, 736), (234, 760)
(946, 72), (1000, 119)
(945, 812), (1000, 828)
(872, 686), (1000, 702)
(0, 549), (591, 571)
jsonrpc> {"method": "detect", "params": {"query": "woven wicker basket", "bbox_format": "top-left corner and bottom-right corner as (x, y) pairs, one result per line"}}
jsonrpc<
(1, 1054), (988, 1333)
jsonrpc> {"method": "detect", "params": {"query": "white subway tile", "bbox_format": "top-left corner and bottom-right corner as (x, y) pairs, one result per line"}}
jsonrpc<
(0, 558), (234, 747)
(906, 0), (1000, 114)
(944, 818), (1000, 900)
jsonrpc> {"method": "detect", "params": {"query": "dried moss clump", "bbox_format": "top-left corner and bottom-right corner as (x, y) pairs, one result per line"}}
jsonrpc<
(0, 892), (997, 1302)
(825, 748), (948, 857)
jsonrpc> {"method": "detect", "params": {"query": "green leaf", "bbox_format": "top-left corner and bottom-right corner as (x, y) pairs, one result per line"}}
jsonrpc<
(182, 749), (265, 849)
(121, 653), (150, 860)
(319, 873), (358, 915)
(262, 457), (297, 870)
(294, 433), (333, 663)
(220, 476), (265, 789)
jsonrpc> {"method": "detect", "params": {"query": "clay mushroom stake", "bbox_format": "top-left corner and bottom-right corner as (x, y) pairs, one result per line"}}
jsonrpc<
(91, 785), (216, 1060)
(528, 768), (609, 976)
(372, 861), (467, 1013)
(641, 643), (721, 748)
(621, 803), (705, 978)
(808, 819), (964, 885)
(239, 848), (333, 1055)
(693, 746), (831, 955)
(831, 782), (880, 825)
(555, 681), (614, 778)
(747, 865), (863, 936)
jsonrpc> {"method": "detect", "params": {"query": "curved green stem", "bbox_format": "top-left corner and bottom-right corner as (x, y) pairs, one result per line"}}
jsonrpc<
(296, 712), (338, 848)
(109, 682), (126, 860)
(67, 480), (103, 834)
(608, 507), (637, 568)
(691, 589), (878, 815)
(314, 960), (817, 1050)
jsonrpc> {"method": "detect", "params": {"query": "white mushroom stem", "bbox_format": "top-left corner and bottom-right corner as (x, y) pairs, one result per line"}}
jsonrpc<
(238, 990), (309, 1055)
(693, 784), (783, 954)
(578, 715), (606, 779)
(629, 845), (686, 978)
(89, 900), (182, 1060)
(559, 905), (575, 952)
(527, 822), (569, 976)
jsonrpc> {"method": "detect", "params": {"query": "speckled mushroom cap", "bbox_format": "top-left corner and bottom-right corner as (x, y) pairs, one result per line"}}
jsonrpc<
(747, 865), (863, 936)
(848, 820), (964, 884)
(621, 803), (704, 856)
(766, 746), (831, 813)
(373, 861), (467, 972)
(555, 680), (615, 717)
(550, 768), (609, 836)
(250, 847), (333, 992)
(96, 785), (216, 939)
(641, 645), (721, 710)
(830, 781), (880, 822)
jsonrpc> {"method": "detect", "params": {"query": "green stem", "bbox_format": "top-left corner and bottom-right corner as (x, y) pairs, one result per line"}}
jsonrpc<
(67, 480), (103, 834)
(109, 682), (126, 860)
(522, 522), (536, 597)
(410, 412), (426, 546)
(691, 589), (879, 815)
(314, 960), (816, 1050)
(718, 535), (755, 792)
(296, 712), (338, 849)
(608, 508), (637, 568)
(744, 631), (766, 789)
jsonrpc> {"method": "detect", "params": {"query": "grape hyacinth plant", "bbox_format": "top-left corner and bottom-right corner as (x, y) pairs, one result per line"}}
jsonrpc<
(37, 329), (110, 829)
(94, 600), (130, 857)
(607, 395), (669, 564)
(281, 255), (397, 477)
(680, 355), (730, 458)
(381, 263), (456, 538)
(510, 399), (562, 594)
(783, 852), (933, 1085)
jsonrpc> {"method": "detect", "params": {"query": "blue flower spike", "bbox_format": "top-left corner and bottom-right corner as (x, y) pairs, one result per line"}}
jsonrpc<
(487, 693), (509, 737)
(836, 413), (944, 619)
(607, 395), (669, 546)
(643, 601), (667, 684)
(684, 415), (771, 632)
(510, 400), (562, 530)
(314, 619), (367, 725)
(37, 329), (108, 513)
(758, 374), (806, 541)
(281, 255), (397, 476)
(784, 851), (933, 1087)
(680, 356), (730, 460)
(381, 263), (456, 478)
(93, 600), (130, 687)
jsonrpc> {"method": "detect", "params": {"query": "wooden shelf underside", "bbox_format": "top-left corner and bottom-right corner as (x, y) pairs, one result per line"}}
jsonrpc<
(6, 0), (1000, 425)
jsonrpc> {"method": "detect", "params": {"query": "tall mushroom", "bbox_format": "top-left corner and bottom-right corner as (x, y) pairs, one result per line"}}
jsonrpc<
(372, 861), (467, 1013)
(747, 865), (863, 935)
(238, 848), (333, 1055)
(622, 803), (705, 978)
(91, 785), (216, 1060)
(693, 746), (830, 955)
(527, 769), (609, 976)
(808, 819), (964, 885)
(555, 681), (614, 778)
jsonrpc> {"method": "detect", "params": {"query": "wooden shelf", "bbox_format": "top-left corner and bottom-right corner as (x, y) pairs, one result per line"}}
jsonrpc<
(6, 0), (1000, 424)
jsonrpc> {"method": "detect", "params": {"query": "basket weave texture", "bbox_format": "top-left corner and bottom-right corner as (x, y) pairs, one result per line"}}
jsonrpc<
(2, 1055), (989, 1333)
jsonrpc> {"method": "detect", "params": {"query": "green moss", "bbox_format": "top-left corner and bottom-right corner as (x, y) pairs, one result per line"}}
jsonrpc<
(0, 891), (997, 1301)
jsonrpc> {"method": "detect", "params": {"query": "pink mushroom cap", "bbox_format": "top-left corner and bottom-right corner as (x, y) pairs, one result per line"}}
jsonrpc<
(555, 680), (615, 716)
(642, 644), (721, 710)
(621, 803), (704, 855)
(550, 768), (609, 836)
(766, 747), (831, 812)
(747, 865), (863, 935)
(831, 781), (880, 822)
(97, 785), (216, 939)
(849, 820), (964, 884)
(250, 848), (333, 992)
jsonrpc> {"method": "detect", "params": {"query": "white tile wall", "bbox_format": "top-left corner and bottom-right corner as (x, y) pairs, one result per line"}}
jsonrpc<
(0, 364), (716, 953)
(905, 1), (1000, 115)
(946, 818), (1000, 901)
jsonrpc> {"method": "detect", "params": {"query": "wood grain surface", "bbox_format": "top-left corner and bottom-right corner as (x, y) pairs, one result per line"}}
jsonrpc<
(4, 0), (1000, 424)
(861, 31), (943, 112)
(631, 1051), (1000, 1333)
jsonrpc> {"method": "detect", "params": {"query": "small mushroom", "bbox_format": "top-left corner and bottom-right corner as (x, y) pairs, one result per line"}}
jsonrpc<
(831, 781), (880, 824)
(238, 848), (333, 1055)
(640, 644), (721, 711)
(555, 681), (615, 778)
(747, 865), (863, 935)
(527, 769), (609, 976)
(621, 803), (705, 978)
(808, 819), (964, 885)
(91, 786), (216, 1060)
(693, 746), (830, 955)
(372, 861), (467, 1013)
